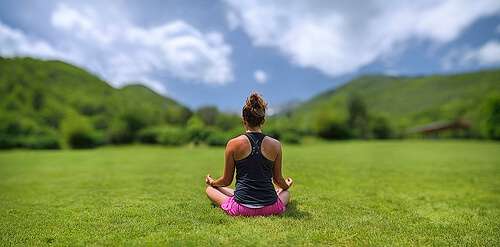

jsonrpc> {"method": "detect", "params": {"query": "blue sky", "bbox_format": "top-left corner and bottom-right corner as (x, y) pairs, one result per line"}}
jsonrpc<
(1, 0), (500, 112)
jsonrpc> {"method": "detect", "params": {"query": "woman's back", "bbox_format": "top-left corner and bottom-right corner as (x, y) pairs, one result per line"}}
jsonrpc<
(232, 132), (281, 161)
(233, 132), (279, 207)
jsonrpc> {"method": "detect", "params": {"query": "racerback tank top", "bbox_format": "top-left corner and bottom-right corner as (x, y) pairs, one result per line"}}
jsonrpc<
(233, 132), (278, 207)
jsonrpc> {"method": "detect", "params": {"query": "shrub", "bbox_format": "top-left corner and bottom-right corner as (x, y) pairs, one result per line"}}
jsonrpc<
(206, 131), (226, 146)
(107, 110), (153, 144)
(157, 126), (189, 146)
(121, 111), (148, 134)
(137, 125), (190, 145)
(107, 119), (133, 144)
(20, 134), (60, 149)
(137, 127), (160, 144)
(165, 106), (192, 125)
(187, 116), (211, 144)
(215, 113), (241, 131)
(61, 113), (102, 149)
(65, 131), (101, 149)
(0, 114), (38, 136)
(280, 131), (302, 144)
(264, 126), (302, 144)
(370, 116), (393, 139)
(0, 114), (61, 149)
(347, 94), (370, 138)
(0, 134), (20, 149)
(196, 106), (219, 126)
(480, 94), (500, 140)
(315, 113), (351, 140)
(265, 117), (304, 142)
(317, 121), (351, 139)
(265, 126), (282, 140)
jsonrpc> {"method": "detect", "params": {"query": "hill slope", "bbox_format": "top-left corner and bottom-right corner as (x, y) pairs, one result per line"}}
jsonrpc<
(284, 69), (500, 135)
(0, 57), (191, 148)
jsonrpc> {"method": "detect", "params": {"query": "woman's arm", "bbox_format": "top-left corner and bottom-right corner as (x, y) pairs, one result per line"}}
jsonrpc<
(206, 140), (236, 187)
(273, 144), (292, 190)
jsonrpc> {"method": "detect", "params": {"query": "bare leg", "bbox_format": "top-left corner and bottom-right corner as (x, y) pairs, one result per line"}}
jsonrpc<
(205, 186), (230, 206)
(277, 189), (290, 206)
(216, 187), (234, 197)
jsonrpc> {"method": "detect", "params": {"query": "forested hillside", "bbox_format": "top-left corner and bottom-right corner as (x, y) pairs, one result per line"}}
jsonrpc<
(0, 57), (192, 148)
(279, 70), (500, 139)
(1, 57), (499, 149)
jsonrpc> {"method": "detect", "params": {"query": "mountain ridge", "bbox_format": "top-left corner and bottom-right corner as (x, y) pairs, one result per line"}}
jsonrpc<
(2, 56), (499, 147)
(282, 68), (500, 135)
(0, 56), (192, 148)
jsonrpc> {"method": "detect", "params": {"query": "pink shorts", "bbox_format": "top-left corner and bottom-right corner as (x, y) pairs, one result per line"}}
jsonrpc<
(221, 196), (286, 216)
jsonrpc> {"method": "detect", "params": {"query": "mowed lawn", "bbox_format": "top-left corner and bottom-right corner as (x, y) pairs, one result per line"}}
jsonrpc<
(0, 141), (499, 246)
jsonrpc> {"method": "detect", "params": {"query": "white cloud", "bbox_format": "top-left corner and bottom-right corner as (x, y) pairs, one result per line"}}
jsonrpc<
(225, 0), (500, 77)
(51, 4), (114, 45)
(0, 3), (234, 95)
(473, 41), (500, 65)
(0, 22), (62, 59)
(254, 69), (268, 83)
(442, 40), (500, 69)
(122, 21), (233, 85)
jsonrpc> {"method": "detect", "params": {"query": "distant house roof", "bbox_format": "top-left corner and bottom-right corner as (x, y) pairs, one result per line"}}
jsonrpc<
(408, 119), (471, 134)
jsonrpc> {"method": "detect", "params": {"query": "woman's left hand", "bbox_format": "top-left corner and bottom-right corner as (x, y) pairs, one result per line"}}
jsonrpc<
(205, 174), (214, 186)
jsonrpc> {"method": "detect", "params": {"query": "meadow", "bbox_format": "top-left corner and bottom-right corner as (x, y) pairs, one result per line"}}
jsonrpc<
(0, 140), (499, 246)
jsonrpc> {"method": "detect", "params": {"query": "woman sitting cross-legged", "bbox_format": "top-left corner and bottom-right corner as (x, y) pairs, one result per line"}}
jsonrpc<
(205, 92), (293, 217)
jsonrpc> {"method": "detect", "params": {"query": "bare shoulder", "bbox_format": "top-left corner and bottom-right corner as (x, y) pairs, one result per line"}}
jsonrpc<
(226, 135), (248, 150)
(228, 135), (247, 145)
(263, 135), (281, 151)
(227, 135), (251, 159)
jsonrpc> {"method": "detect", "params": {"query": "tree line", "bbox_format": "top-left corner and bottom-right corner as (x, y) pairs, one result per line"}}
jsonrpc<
(1, 57), (499, 150)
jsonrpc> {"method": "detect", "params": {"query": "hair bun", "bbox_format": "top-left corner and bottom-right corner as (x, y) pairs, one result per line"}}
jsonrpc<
(247, 92), (267, 113)
(250, 93), (262, 109)
(242, 92), (267, 127)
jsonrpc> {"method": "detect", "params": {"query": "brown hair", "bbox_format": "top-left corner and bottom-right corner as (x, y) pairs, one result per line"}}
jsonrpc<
(242, 92), (267, 127)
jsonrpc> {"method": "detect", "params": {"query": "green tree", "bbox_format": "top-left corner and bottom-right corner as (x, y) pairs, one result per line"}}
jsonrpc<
(315, 112), (351, 140)
(347, 94), (369, 138)
(165, 106), (192, 125)
(187, 115), (211, 145)
(61, 112), (102, 149)
(370, 115), (393, 139)
(215, 113), (241, 131)
(107, 118), (133, 144)
(480, 94), (500, 140)
(157, 126), (190, 146)
(31, 89), (44, 111)
(196, 106), (219, 126)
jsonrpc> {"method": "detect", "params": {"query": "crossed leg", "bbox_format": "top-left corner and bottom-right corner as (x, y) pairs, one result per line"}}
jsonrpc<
(206, 186), (291, 207)
(205, 186), (233, 206)
(276, 188), (291, 206)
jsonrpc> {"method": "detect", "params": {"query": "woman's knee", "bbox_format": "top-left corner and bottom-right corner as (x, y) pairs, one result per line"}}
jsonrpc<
(205, 186), (228, 206)
(278, 190), (290, 205)
(283, 190), (291, 197)
(205, 185), (215, 195)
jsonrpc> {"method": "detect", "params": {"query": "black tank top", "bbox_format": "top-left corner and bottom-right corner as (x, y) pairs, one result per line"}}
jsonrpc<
(233, 132), (278, 206)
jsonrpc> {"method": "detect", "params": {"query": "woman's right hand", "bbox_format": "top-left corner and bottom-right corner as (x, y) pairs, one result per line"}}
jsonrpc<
(205, 174), (215, 186)
(285, 177), (293, 188)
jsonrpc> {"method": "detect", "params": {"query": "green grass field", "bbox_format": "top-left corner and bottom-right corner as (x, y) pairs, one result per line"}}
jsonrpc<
(1, 141), (499, 246)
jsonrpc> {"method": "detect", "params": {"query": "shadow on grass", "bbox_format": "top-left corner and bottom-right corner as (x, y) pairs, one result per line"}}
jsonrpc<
(281, 201), (311, 219)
